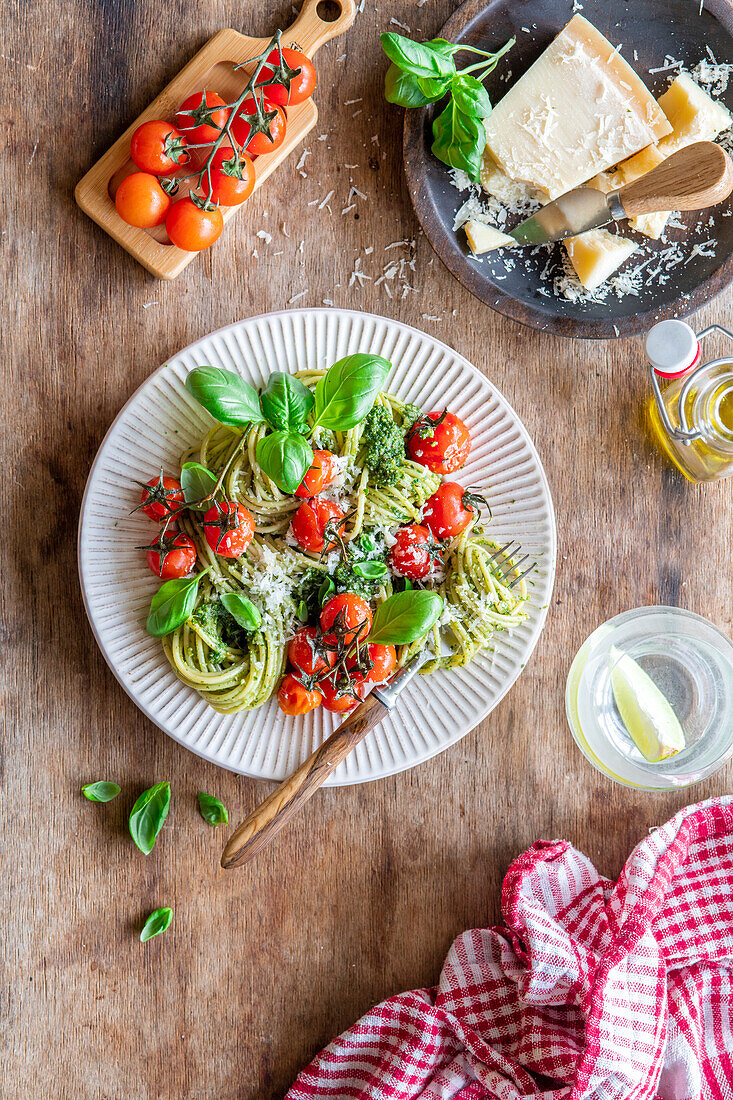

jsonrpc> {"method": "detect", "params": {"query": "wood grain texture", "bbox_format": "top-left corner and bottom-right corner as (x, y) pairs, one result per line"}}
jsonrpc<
(619, 142), (733, 216)
(2, 1), (733, 1098)
(222, 694), (388, 869)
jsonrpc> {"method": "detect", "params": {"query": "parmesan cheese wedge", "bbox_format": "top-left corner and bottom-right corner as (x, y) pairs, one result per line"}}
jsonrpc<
(463, 221), (516, 254)
(657, 72), (732, 156)
(480, 154), (542, 207)
(564, 228), (638, 291)
(483, 15), (671, 200)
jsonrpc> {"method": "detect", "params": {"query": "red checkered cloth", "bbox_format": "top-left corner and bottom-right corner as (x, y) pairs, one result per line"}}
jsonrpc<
(287, 798), (733, 1100)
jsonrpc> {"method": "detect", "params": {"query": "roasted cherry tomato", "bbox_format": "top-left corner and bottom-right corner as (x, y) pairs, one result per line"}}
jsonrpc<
(260, 47), (317, 106)
(277, 673), (323, 716)
(202, 144), (255, 206)
(175, 90), (228, 147)
(291, 499), (345, 553)
(407, 411), (471, 474)
(145, 531), (197, 580)
(347, 643), (397, 685)
(287, 626), (336, 678)
(203, 500), (254, 558)
(137, 473), (184, 522)
(389, 524), (441, 580)
(422, 482), (489, 540)
(165, 197), (224, 251)
(130, 120), (189, 175)
(319, 670), (367, 713)
(115, 172), (170, 228)
(295, 450), (338, 499)
(231, 97), (287, 156)
(320, 593), (372, 647)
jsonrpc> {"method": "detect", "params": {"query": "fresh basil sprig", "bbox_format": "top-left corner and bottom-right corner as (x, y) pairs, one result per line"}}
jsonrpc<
(146, 567), (211, 637)
(140, 907), (173, 942)
(197, 792), (229, 826)
(256, 430), (312, 494)
(368, 591), (443, 645)
(313, 354), (391, 431)
(185, 366), (265, 427)
(260, 372), (314, 432)
(180, 462), (219, 511)
(381, 34), (457, 79)
(129, 782), (171, 855)
(221, 592), (262, 632)
(81, 781), (120, 803)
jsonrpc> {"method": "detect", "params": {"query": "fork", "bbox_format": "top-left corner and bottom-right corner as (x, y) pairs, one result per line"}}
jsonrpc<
(220, 541), (532, 869)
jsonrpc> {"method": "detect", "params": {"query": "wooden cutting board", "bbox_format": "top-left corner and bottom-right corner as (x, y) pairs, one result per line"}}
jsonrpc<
(74, 0), (356, 279)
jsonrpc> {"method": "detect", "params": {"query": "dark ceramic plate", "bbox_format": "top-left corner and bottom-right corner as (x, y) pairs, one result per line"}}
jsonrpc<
(403, 0), (733, 338)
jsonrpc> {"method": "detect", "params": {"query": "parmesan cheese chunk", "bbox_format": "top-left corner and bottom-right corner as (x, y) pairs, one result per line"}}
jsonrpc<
(464, 221), (516, 254)
(480, 154), (542, 207)
(564, 228), (638, 290)
(657, 72), (732, 156)
(483, 15), (672, 200)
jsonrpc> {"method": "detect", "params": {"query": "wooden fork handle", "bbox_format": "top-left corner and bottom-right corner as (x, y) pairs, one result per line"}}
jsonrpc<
(221, 693), (387, 869)
(619, 141), (733, 217)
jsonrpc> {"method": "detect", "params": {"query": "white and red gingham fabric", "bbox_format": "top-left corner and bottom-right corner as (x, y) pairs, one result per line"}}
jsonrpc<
(287, 797), (733, 1100)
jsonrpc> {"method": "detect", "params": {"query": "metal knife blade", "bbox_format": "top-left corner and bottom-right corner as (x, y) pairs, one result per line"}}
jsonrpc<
(509, 186), (624, 246)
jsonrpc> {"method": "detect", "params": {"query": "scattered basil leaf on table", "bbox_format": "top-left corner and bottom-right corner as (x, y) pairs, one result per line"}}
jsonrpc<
(129, 782), (171, 855)
(185, 366), (265, 427)
(352, 561), (389, 581)
(313, 354), (391, 431)
(197, 792), (229, 826)
(380, 33), (456, 79)
(81, 781), (121, 803)
(140, 907), (173, 942)
(180, 462), (219, 511)
(146, 568), (211, 638)
(368, 591), (443, 645)
(260, 372), (314, 432)
(220, 592), (262, 632)
(256, 430), (312, 494)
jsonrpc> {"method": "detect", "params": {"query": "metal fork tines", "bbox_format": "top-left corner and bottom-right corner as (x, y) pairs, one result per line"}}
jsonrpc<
(487, 540), (533, 589)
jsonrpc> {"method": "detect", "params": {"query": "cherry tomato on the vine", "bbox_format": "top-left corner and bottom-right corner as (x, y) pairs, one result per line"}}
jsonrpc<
(407, 411), (471, 474)
(291, 498), (345, 553)
(231, 97), (286, 156)
(202, 144), (255, 207)
(422, 482), (489, 540)
(277, 673), (323, 716)
(145, 531), (197, 580)
(115, 172), (170, 228)
(389, 524), (441, 580)
(319, 670), (366, 713)
(130, 120), (189, 175)
(165, 196), (223, 251)
(320, 593), (372, 647)
(295, 450), (338, 499)
(347, 643), (396, 685)
(137, 474), (184, 522)
(203, 500), (254, 558)
(287, 626), (336, 679)
(175, 90), (229, 147)
(260, 47), (317, 106)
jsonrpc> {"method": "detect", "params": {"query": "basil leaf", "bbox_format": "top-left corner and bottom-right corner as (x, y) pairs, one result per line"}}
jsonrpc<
(197, 792), (228, 826)
(318, 576), (335, 606)
(297, 599), (308, 621)
(451, 73), (492, 120)
(417, 75), (453, 100)
(81, 781), (120, 803)
(256, 431), (312, 494)
(260, 372), (314, 432)
(180, 462), (219, 511)
(353, 561), (388, 581)
(368, 591), (443, 645)
(140, 907), (173, 942)
(313, 354), (390, 431)
(146, 568), (210, 637)
(185, 366), (265, 427)
(385, 64), (434, 107)
(220, 592), (262, 632)
(129, 782), (170, 855)
(381, 32), (456, 79)
(431, 99), (485, 181)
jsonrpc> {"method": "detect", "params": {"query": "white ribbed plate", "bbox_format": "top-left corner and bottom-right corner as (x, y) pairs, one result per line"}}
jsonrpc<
(78, 309), (556, 785)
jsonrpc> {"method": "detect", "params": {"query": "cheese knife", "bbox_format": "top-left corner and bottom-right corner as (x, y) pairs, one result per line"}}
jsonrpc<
(509, 141), (733, 246)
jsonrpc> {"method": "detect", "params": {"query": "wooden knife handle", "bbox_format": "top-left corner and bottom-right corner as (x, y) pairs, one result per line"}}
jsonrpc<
(619, 141), (733, 217)
(220, 693), (387, 869)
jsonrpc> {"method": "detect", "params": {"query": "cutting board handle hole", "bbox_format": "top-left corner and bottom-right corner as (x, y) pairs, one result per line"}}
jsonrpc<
(316, 0), (342, 22)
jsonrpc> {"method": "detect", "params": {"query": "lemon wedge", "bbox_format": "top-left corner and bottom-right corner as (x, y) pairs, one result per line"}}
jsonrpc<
(609, 645), (685, 762)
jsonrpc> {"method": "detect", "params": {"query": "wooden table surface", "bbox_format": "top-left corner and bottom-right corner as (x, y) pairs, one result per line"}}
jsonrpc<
(3, 1), (732, 1096)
